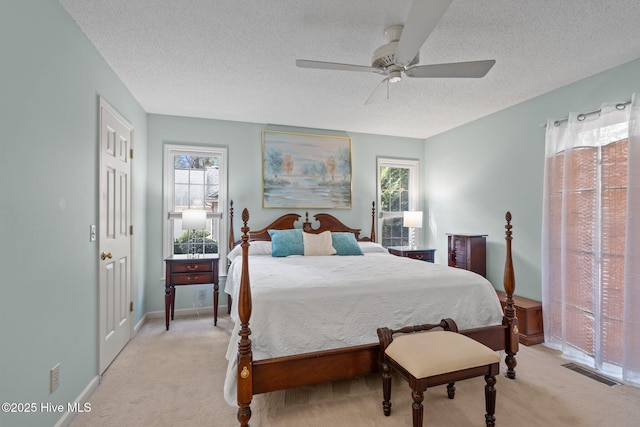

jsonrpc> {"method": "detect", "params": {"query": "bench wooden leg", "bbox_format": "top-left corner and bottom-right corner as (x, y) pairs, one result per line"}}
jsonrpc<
(381, 363), (392, 416)
(411, 390), (424, 427)
(447, 382), (456, 399)
(484, 375), (496, 427)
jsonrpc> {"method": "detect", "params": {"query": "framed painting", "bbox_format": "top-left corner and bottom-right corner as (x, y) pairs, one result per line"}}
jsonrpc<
(262, 130), (352, 209)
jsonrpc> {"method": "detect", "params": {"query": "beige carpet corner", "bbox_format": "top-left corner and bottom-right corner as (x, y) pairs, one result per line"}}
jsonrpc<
(70, 313), (640, 427)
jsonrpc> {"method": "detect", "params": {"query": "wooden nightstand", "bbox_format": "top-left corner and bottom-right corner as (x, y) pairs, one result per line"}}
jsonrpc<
(387, 246), (436, 263)
(164, 254), (219, 330)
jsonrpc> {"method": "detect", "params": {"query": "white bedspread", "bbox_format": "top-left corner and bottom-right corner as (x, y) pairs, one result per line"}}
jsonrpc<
(223, 251), (504, 405)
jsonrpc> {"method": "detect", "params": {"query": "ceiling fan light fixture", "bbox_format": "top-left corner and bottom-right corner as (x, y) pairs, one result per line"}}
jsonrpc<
(388, 71), (402, 83)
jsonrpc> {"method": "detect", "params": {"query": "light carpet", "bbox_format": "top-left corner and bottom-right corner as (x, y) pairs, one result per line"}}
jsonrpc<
(70, 313), (640, 426)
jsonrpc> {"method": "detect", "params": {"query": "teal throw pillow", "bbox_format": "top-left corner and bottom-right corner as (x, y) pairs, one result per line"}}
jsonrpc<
(331, 232), (363, 256)
(268, 229), (304, 257)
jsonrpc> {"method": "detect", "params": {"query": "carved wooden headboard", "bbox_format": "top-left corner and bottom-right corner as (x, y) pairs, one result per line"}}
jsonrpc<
(228, 201), (376, 249)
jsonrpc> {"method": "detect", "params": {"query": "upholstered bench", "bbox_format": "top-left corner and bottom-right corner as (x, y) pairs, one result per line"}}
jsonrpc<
(377, 319), (501, 427)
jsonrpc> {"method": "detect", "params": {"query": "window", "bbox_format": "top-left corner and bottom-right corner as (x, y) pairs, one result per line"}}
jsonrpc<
(542, 96), (640, 386)
(377, 158), (419, 247)
(545, 126), (628, 365)
(163, 144), (228, 267)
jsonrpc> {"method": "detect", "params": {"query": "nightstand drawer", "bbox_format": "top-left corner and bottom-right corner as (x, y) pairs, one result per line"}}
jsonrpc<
(171, 272), (214, 285)
(407, 251), (434, 262)
(387, 247), (436, 263)
(172, 261), (213, 273)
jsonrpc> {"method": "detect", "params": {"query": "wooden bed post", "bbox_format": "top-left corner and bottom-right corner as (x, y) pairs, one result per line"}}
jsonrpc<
(370, 201), (376, 243)
(502, 211), (519, 379)
(228, 200), (235, 251)
(237, 208), (253, 426)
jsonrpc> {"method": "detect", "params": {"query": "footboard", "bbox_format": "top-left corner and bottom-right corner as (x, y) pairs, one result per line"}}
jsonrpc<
(253, 344), (379, 394)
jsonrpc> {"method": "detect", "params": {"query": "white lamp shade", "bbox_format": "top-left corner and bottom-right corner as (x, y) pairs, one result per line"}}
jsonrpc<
(182, 209), (207, 230)
(403, 211), (423, 229)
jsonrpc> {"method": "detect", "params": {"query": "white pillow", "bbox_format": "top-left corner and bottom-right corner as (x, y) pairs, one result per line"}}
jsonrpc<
(358, 241), (389, 254)
(303, 231), (337, 256)
(227, 240), (272, 261)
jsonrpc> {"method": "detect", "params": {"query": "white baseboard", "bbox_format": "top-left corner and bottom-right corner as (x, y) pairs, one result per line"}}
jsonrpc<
(135, 305), (230, 321)
(145, 305), (220, 319)
(134, 313), (147, 334)
(53, 375), (100, 427)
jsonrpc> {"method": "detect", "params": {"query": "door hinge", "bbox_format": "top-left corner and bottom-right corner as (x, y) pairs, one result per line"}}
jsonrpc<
(130, 225), (133, 235)
(130, 301), (133, 312)
(130, 148), (133, 159)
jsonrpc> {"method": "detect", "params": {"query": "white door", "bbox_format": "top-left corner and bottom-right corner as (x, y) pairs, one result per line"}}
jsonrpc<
(99, 97), (133, 374)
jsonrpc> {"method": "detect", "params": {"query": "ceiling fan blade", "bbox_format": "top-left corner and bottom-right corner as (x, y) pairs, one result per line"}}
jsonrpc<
(405, 60), (496, 78)
(296, 59), (383, 74)
(394, 0), (453, 67)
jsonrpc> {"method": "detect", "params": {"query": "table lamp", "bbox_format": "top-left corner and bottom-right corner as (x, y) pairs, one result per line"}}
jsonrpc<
(403, 211), (423, 249)
(182, 209), (207, 257)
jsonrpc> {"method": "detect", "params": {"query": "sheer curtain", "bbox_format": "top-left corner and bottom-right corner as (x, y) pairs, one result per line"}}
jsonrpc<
(542, 93), (640, 386)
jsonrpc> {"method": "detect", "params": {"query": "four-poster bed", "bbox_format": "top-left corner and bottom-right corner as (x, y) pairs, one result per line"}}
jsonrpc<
(225, 202), (519, 426)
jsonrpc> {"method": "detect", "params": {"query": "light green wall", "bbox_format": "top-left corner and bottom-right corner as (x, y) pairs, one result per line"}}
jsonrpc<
(0, 2), (147, 426)
(145, 116), (425, 312)
(3, 2), (640, 426)
(425, 57), (640, 300)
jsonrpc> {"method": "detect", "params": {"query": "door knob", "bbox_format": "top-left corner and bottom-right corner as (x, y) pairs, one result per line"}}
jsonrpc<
(101, 252), (113, 260)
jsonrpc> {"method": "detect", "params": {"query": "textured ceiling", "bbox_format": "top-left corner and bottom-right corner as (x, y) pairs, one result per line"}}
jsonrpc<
(59, 0), (640, 139)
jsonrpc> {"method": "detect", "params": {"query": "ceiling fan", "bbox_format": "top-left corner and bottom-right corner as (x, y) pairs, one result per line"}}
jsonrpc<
(296, 0), (495, 103)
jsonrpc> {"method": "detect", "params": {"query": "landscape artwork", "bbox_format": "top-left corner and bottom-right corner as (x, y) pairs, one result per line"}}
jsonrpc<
(262, 130), (352, 208)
